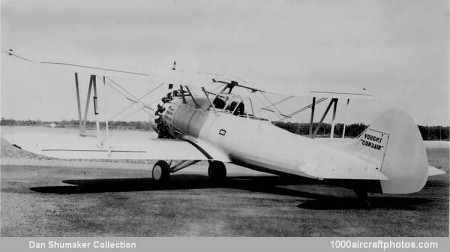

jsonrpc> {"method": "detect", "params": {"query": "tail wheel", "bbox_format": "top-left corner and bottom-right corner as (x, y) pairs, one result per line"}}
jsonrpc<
(152, 160), (171, 183)
(208, 161), (227, 182)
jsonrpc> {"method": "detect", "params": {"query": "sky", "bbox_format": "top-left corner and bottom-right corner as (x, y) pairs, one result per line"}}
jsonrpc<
(1, 0), (449, 125)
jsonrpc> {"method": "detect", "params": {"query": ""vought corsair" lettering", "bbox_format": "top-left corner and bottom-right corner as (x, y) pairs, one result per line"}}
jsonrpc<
(361, 133), (383, 150)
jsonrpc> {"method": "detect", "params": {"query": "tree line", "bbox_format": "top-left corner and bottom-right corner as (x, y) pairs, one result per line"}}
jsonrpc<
(272, 121), (368, 138)
(1, 118), (449, 140)
(272, 121), (449, 141)
(1, 118), (151, 131)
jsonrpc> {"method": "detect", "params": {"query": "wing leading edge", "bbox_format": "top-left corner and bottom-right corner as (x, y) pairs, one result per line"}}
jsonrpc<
(5, 49), (376, 100)
(2, 129), (223, 161)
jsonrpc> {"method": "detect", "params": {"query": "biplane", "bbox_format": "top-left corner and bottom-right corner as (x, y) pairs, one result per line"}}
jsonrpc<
(2, 49), (445, 204)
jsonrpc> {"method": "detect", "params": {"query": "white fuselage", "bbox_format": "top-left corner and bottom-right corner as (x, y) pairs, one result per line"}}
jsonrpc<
(160, 96), (344, 178)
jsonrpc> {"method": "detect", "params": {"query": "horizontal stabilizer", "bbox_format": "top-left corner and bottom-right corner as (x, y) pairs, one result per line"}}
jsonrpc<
(299, 162), (389, 181)
(428, 166), (446, 177)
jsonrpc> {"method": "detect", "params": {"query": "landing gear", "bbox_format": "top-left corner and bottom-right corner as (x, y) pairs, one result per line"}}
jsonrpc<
(152, 160), (170, 183)
(208, 161), (227, 182)
(152, 160), (226, 185)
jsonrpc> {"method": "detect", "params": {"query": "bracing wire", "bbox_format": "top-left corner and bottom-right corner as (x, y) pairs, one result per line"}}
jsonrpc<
(281, 97), (328, 121)
(100, 76), (164, 119)
(106, 77), (143, 102)
(107, 82), (165, 120)
(260, 92), (286, 121)
(115, 106), (149, 121)
(255, 96), (295, 114)
(253, 93), (283, 121)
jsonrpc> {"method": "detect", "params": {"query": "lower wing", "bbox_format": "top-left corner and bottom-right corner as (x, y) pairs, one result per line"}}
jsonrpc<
(2, 128), (226, 162)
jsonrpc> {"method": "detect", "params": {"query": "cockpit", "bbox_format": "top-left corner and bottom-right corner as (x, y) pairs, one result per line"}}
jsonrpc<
(160, 86), (267, 121)
(211, 93), (254, 118)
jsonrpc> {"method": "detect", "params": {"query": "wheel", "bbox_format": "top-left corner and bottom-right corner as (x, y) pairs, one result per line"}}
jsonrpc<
(208, 161), (227, 182)
(152, 160), (171, 183)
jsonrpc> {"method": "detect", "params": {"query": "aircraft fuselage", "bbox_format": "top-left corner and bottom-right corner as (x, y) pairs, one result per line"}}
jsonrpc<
(158, 95), (354, 179)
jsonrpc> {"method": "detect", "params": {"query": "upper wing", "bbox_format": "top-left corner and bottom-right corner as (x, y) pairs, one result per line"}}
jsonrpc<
(2, 127), (229, 162)
(5, 49), (375, 100)
(4, 49), (235, 85)
(5, 49), (153, 81)
(305, 90), (375, 100)
(259, 85), (375, 100)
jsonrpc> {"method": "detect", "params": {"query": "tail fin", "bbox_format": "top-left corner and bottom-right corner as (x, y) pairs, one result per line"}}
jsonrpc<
(351, 109), (428, 194)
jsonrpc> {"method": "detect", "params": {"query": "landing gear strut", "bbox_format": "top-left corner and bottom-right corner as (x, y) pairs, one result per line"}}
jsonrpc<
(208, 161), (227, 182)
(152, 160), (201, 184)
(152, 160), (226, 185)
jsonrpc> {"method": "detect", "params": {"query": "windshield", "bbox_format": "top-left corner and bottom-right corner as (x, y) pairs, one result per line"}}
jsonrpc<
(212, 95), (228, 109)
(210, 93), (256, 119)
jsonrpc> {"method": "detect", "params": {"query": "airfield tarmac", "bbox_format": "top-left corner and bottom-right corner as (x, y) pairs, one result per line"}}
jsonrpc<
(1, 128), (449, 237)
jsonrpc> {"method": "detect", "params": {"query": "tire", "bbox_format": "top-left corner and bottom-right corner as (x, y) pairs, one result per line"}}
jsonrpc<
(208, 161), (227, 182)
(152, 160), (171, 183)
